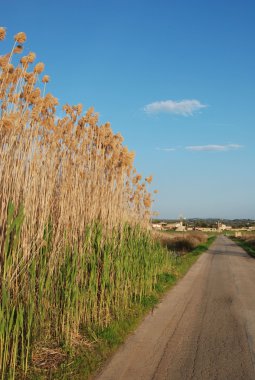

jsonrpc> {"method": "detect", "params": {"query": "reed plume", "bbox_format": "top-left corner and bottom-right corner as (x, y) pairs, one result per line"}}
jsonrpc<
(0, 27), (6, 40)
(14, 31), (27, 43)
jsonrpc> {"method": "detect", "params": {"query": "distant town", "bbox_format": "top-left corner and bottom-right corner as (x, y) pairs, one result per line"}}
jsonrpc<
(152, 218), (255, 233)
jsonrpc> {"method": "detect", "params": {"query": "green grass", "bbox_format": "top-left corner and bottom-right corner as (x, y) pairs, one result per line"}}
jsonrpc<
(2, 205), (214, 380)
(2, 210), (174, 380)
(29, 235), (216, 380)
(231, 238), (255, 258)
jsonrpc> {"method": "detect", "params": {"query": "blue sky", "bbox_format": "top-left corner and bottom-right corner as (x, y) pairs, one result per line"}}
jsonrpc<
(2, 0), (255, 218)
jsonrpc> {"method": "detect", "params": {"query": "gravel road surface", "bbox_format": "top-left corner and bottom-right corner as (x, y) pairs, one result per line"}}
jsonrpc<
(95, 236), (255, 380)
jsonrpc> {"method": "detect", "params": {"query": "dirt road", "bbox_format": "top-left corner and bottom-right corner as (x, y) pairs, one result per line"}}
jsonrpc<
(95, 236), (255, 380)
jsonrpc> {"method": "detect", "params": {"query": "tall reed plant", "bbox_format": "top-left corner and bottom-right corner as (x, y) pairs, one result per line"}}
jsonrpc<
(0, 28), (169, 379)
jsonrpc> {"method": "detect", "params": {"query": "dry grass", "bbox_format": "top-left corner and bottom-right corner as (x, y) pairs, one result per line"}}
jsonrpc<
(156, 231), (208, 254)
(32, 346), (67, 370)
(238, 233), (255, 249)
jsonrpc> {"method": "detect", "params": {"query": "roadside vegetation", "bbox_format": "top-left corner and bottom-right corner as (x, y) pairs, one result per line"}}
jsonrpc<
(0, 28), (215, 379)
(231, 234), (255, 258)
(30, 235), (215, 379)
(156, 231), (208, 254)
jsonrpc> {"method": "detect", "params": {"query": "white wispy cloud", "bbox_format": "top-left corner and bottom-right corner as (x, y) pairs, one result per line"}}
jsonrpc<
(185, 144), (243, 152)
(144, 99), (207, 116)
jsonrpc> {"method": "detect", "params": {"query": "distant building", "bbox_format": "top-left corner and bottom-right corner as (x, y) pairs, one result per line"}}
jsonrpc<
(151, 220), (187, 231)
(152, 223), (164, 230)
(165, 223), (178, 230)
(152, 222), (169, 231)
(175, 221), (186, 232)
(217, 222), (232, 232)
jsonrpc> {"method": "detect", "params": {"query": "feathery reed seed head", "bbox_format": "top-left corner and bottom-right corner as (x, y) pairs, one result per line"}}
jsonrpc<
(0, 55), (9, 68)
(13, 45), (23, 54)
(143, 194), (152, 208)
(0, 27), (7, 40)
(27, 52), (36, 63)
(42, 75), (50, 83)
(145, 175), (153, 184)
(14, 31), (27, 43)
(7, 64), (14, 74)
(34, 62), (45, 74)
(20, 55), (29, 66)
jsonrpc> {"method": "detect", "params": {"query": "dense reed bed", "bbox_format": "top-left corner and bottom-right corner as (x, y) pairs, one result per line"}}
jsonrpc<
(0, 29), (172, 378)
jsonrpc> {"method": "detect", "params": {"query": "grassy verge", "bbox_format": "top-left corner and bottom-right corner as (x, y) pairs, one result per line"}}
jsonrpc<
(32, 235), (215, 380)
(231, 237), (255, 258)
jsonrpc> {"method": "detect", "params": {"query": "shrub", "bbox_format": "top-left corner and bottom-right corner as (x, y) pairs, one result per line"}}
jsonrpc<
(156, 231), (207, 254)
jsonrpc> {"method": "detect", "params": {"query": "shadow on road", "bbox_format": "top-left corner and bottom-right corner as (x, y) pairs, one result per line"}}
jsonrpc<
(208, 250), (250, 258)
